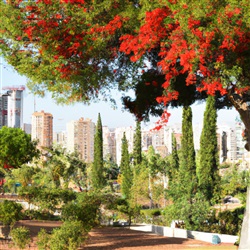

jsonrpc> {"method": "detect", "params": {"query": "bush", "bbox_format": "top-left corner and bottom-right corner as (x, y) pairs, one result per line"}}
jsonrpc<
(217, 207), (244, 235)
(141, 209), (162, 217)
(37, 228), (51, 250)
(23, 209), (60, 221)
(163, 194), (211, 231)
(0, 200), (23, 226)
(61, 193), (100, 231)
(10, 226), (31, 249)
(219, 163), (231, 169)
(49, 221), (86, 250)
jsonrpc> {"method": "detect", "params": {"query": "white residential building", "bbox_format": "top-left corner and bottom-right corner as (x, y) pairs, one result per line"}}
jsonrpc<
(115, 126), (134, 165)
(0, 86), (25, 128)
(103, 126), (116, 162)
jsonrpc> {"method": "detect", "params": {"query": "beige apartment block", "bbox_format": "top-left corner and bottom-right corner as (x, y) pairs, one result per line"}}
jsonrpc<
(31, 110), (53, 148)
(66, 117), (95, 163)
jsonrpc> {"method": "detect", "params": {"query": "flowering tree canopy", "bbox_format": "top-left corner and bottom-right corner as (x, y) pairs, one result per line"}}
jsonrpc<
(1, 0), (250, 135)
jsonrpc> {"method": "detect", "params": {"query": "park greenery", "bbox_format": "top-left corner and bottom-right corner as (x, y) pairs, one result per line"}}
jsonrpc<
(0, 107), (249, 248)
(0, 127), (39, 170)
(1, 0), (250, 247)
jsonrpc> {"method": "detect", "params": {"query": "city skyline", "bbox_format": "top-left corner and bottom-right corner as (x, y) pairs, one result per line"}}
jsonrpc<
(1, 59), (239, 132)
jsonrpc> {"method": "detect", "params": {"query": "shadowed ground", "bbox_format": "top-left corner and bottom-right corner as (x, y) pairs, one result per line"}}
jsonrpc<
(83, 227), (238, 250)
(0, 221), (238, 249)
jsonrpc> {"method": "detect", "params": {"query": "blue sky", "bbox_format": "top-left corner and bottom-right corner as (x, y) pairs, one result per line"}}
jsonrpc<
(1, 59), (239, 132)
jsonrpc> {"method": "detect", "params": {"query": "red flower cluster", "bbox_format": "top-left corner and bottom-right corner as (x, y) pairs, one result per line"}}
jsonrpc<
(151, 110), (171, 131)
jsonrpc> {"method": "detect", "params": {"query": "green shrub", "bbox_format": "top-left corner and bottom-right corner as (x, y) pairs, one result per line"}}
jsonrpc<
(10, 226), (31, 249)
(219, 163), (231, 169)
(0, 200), (23, 226)
(49, 221), (85, 250)
(37, 228), (51, 250)
(141, 209), (162, 217)
(61, 194), (100, 231)
(24, 209), (60, 221)
(217, 207), (244, 235)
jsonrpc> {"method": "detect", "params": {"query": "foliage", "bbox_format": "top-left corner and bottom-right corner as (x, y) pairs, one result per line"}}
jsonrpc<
(120, 132), (132, 199)
(37, 221), (86, 250)
(221, 165), (249, 200)
(197, 95), (221, 204)
(103, 157), (119, 190)
(178, 106), (197, 200)
(3, 145), (87, 192)
(0, 127), (39, 171)
(49, 221), (85, 250)
(165, 107), (201, 229)
(145, 146), (165, 208)
(23, 209), (60, 221)
(113, 198), (141, 225)
(133, 121), (142, 168)
(10, 226), (31, 250)
(37, 228), (51, 250)
(122, 71), (166, 121)
(18, 186), (76, 212)
(0, 0), (142, 107)
(130, 159), (150, 207)
(168, 133), (179, 181)
(164, 192), (211, 231)
(0, 200), (23, 226)
(42, 145), (87, 189)
(140, 209), (162, 217)
(2, 1), (250, 142)
(7, 165), (38, 188)
(219, 162), (232, 169)
(92, 113), (105, 190)
(61, 193), (100, 231)
(216, 207), (244, 235)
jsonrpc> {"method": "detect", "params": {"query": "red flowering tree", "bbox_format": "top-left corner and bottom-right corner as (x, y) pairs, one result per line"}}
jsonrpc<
(1, 1), (250, 154)
(1, 0), (250, 155)
(2, 1), (250, 130)
(0, 0), (142, 106)
(1, 0), (250, 246)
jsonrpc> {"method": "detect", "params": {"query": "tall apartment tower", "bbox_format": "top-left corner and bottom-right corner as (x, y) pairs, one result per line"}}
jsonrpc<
(0, 93), (8, 128)
(0, 86), (25, 128)
(31, 110), (53, 148)
(103, 126), (116, 162)
(66, 117), (95, 163)
(115, 126), (134, 165)
(217, 125), (237, 163)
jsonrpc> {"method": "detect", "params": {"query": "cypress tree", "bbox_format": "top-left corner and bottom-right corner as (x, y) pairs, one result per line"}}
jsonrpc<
(92, 113), (105, 190)
(169, 133), (179, 181)
(179, 106), (197, 199)
(120, 132), (132, 199)
(133, 121), (142, 166)
(197, 95), (220, 203)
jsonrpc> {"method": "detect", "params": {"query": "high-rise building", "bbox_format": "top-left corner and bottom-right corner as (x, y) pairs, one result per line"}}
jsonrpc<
(53, 131), (67, 148)
(150, 126), (168, 157)
(0, 86), (25, 128)
(217, 125), (237, 163)
(115, 126), (134, 165)
(66, 117), (95, 163)
(31, 110), (53, 148)
(141, 128), (153, 153)
(0, 93), (8, 128)
(103, 126), (116, 162)
(23, 123), (32, 134)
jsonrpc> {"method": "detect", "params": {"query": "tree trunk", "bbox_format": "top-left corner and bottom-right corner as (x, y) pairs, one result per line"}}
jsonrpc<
(228, 93), (250, 249)
(239, 188), (250, 249)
